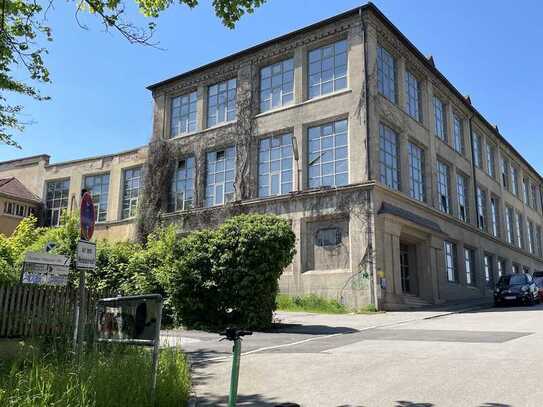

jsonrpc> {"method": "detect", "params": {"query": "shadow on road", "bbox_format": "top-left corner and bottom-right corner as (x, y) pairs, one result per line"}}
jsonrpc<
(193, 392), (291, 406)
(395, 401), (434, 407)
(266, 323), (358, 335)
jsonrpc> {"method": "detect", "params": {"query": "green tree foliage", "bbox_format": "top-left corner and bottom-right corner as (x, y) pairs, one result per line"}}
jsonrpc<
(0, 213), (295, 330)
(1, 0), (266, 146)
(0, 213), (80, 284)
(166, 214), (296, 330)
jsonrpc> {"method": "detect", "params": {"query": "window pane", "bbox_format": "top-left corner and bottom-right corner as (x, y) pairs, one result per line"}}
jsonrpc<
(307, 119), (349, 188)
(121, 167), (142, 219)
(258, 134), (294, 197)
(379, 124), (399, 190)
(84, 173), (110, 222)
(169, 157), (195, 212)
(377, 46), (396, 103)
(207, 80), (236, 126)
(205, 146), (236, 206)
(408, 142), (425, 201)
(45, 179), (70, 226)
(171, 91), (198, 137)
(307, 40), (348, 99)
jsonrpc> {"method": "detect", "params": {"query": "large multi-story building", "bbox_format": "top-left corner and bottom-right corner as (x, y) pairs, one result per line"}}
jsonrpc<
(1, 3), (542, 309)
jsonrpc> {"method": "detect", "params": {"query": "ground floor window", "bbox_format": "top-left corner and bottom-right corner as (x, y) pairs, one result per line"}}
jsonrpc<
(444, 241), (457, 282)
(483, 254), (493, 285)
(464, 247), (476, 286)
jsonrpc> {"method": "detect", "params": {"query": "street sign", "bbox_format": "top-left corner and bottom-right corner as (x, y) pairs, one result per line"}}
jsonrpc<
(77, 240), (96, 269)
(45, 241), (57, 252)
(21, 252), (70, 286)
(80, 191), (96, 241)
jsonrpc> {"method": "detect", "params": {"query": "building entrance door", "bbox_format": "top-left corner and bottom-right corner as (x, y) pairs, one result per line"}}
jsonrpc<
(400, 243), (411, 293)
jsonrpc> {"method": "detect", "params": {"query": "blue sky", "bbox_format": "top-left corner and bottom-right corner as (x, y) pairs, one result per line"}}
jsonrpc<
(2, 0), (542, 173)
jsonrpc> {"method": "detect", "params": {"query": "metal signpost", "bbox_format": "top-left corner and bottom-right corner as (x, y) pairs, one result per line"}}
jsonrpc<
(75, 190), (96, 350)
(95, 294), (163, 401)
(21, 252), (70, 286)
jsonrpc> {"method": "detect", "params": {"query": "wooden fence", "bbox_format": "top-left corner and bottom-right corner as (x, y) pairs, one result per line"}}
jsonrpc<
(0, 284), (106, 339)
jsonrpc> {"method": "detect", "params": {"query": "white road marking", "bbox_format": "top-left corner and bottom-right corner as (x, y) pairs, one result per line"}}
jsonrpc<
(201, 313), (461, 362)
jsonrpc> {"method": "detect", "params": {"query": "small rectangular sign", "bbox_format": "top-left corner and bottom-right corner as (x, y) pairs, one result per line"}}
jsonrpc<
(77, 240), (96, 269)
(24, 252), (69, 266)
(21, 252), (70, 286)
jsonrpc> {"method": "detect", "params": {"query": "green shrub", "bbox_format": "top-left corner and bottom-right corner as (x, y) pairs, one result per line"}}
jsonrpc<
(87, 240), (141, 293)
(276, 293), (348, 314)
(0, 341), (190, 407)
(166, 214), (296, 330)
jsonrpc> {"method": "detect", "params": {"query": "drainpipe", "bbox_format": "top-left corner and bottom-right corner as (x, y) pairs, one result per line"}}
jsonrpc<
(360, 9), (379, 310)
(360, 8), (372, 182)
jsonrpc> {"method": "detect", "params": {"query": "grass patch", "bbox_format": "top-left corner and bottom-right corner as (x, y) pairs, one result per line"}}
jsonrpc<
(355, 304), (384, 314)
(0, 340), (190, 407)
(276, 293), (348, 314)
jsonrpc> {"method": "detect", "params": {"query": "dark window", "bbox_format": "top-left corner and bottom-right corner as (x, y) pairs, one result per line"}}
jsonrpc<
(316, 228), (342, 247)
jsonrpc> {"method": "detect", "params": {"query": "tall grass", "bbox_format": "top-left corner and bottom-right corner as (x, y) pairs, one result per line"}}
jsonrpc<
(0, 340), (190, 407)
(276, 293), (348, 314)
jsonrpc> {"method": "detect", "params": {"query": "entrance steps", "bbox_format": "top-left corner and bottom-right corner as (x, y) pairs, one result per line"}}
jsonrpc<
(384, 293), (434, 311)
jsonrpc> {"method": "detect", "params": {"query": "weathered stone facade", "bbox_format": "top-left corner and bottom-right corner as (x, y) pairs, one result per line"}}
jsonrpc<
(1, 4), (542, 309)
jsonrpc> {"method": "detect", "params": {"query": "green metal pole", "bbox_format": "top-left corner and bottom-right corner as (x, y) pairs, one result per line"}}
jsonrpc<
(228, 339), (242, 407)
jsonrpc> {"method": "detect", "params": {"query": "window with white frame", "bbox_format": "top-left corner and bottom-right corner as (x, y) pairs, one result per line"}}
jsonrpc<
(531, 182), (539, 210)
(207, 79), (237, 127)
(511, 166), (519, 196)
(433, 96), (446, 141)
(486, 142), (495, 178)
(473, 132), (483, 169)
(527, 219), (535, 254)
(444, 241), (457, 282)
(505, 206), (515, 244)
(260, 59), (294, 112)
(3, 201), (34, 218)
(171, 91), (197, 137)
(523, 177), (530, 205)
(377, 46), (396, 103)
(45, 179), (70, 227)
(512, 263), (520, 274)
(258, 133), (293, 197)
(490, 196), (499, 238)
(476, 186), (487, 231)
(308, 119), (348, 188)
(515, 210), (524, 249)
(408, 142), (425, 201)
(206, 147), (236, 206)
(464, 247), (476, 286)
(379, 124), (399, 190)
(170, 157), (195, 212)
(437, 160), (451, 214)
(537, 225), (543, 257)
(308, 40), (348, 99)
(405, 70), (421, 121)
(121, 167), (142, 219)
(453, 114), (464, 154)
(84, 173), (110, 222)
(456, 173), (469, 222)
(483, 254), (493, 284)
(501, 156), (510, 190)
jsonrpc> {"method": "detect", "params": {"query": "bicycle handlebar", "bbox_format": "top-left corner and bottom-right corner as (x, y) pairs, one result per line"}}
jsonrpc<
(220, 327), (253, 340)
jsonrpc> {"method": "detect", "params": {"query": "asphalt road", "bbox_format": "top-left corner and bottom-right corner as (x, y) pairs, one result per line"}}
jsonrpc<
(164, 304), (543, 407)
